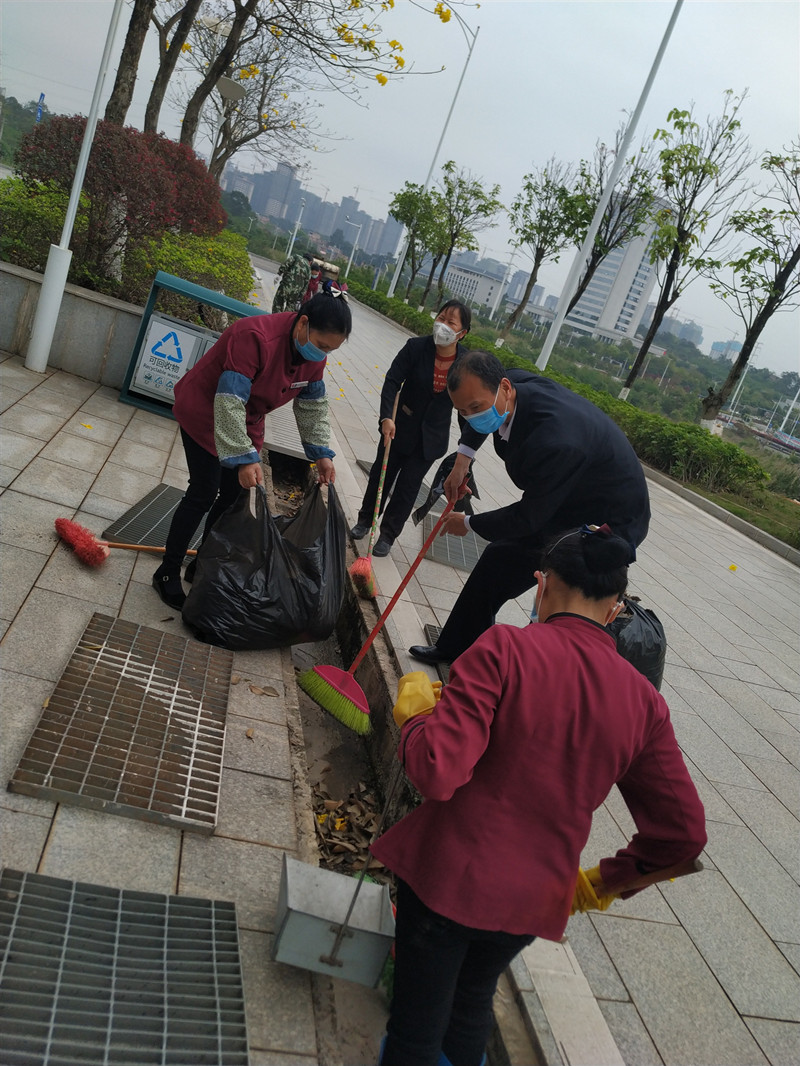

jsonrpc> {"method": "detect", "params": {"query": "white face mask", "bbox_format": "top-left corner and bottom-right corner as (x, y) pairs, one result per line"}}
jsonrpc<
(433, 320), (458, 347)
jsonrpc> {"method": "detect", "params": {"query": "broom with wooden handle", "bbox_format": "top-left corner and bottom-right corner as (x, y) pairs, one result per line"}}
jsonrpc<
(54, 517), (196, 567)
(299, 481), (467, 734)
(349, 390), (400, 600)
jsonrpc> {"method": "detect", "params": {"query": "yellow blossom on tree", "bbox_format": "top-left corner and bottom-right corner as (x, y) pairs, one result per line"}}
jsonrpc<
(389, 40), (402, 50)
(376, 72), (388, 85)
(434, 2), (452, 23)
(394, 55), (405, 69)
(180, 42), (192, 53)
(290, 120), (296, 129)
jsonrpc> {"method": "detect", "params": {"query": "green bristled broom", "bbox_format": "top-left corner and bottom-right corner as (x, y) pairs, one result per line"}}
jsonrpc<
(299, 493), (460, 733)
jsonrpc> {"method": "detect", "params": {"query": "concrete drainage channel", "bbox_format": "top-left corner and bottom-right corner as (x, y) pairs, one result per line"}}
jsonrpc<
(268, 454), (545, 1066)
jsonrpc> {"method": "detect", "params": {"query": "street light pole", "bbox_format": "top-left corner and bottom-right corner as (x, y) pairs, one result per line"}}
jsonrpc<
(490, 254), (516, 321)
(536, 0), (684, 379)
(386, 18), (480, 298)
(286, 198), (306, 258)
(25, 0), (126, 373)
(344, 217), (363, 279)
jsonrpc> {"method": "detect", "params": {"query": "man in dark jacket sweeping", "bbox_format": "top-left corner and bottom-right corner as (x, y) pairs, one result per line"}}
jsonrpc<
(410, 349), (651, 665)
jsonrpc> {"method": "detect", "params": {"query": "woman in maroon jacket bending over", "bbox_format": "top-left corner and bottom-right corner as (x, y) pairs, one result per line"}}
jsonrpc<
(372, 524), (706, 1066)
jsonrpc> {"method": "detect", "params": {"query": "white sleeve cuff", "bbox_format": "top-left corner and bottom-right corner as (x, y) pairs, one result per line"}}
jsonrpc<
(457, 444), (476, 459)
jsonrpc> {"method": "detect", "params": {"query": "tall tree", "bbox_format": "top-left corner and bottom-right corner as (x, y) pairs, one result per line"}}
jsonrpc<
(501, 159), (579, 339)
(104, 0), (158, 125)
(434, 160), (502, 306)
(565, 131), (658, 317)
(620, 91), (752, 399)
(181, 19), (321, 182)
(388, 182), (437, 299)
(699, 144), (800, 425)
(417, 194), (450, 310)
(144, 1), (205, 134)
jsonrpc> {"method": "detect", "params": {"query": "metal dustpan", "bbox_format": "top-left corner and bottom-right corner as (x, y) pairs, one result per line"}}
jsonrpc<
(272, 853), (395, 987)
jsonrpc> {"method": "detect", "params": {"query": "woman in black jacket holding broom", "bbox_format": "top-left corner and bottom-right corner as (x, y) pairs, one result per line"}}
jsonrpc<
(350, 301), (471, 557)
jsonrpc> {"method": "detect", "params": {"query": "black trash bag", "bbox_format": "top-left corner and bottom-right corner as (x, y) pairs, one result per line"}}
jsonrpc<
(609, 597), (667, 691)
(182, 482), (346, 651)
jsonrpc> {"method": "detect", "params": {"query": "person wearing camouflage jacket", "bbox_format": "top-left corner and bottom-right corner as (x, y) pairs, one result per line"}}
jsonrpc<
(272, 253), (311, 312)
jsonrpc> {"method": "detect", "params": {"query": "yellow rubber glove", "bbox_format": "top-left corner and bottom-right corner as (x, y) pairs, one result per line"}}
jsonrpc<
(392, 671), (442, 728)
(570, 866), (620, 914)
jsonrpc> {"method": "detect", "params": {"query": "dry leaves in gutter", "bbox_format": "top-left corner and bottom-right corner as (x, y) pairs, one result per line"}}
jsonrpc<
(312, 779), (391, 886)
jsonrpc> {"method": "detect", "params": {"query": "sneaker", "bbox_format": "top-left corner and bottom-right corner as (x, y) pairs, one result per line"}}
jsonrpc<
(152, 567), (186, 610)
(372, 535), (393, 557)
(350, 523), (370, 540)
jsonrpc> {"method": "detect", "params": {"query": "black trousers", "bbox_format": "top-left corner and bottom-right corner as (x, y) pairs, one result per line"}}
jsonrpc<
(381, 880), (534, 1066)
(436, 536), (543, 659)
(161, 429), (243, 573)
(358, 439), (434, 544)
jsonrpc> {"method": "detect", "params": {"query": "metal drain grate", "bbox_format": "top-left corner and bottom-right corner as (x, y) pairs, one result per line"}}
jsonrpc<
(8, 614), (233, 833)
(0, 868), (249, 1066)
(422, 511), (486, 572)
(102, 484), (205, 551)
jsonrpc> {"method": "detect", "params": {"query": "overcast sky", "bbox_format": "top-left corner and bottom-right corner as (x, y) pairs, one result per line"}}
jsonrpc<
(3, 0), (799, 376)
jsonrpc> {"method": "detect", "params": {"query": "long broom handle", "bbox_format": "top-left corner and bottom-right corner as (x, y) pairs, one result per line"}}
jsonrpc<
(348, 481), (466, 676)
(365, 390), (401, 557)
(99, 542), (198, 556)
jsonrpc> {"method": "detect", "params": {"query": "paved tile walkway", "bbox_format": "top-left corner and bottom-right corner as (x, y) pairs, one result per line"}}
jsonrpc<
(1, 262), (798, 1065)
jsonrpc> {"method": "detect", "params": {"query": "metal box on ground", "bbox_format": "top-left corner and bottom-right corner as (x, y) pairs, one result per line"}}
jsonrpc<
(272, 853), (395, 987)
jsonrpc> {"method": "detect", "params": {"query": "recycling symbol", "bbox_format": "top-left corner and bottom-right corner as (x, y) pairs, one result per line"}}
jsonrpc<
(151, 331), (183, 363)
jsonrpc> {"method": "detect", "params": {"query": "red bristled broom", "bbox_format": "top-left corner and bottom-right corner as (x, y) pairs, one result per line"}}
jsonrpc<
(299, 484), (465, 735)
(55, 518), (196, 567)
(349, 390), (400, 600)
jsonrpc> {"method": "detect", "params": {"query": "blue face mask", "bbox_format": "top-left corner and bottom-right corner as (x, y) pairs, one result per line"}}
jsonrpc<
(465, 386), (508, 434)
(294, 321), (327, 363)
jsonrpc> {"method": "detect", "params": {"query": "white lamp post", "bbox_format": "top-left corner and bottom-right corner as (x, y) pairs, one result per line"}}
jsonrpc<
(25, 0), (126, 373)
(344, 217), (363, 278)
(286, 198), (306, 258)
(386, 15), (480, 298)
(536, 0), (684, 379)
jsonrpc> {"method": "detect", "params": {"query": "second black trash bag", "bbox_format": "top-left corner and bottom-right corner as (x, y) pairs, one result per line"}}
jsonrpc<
(182, 482), (346, 651)
(608, 596), (667, 691)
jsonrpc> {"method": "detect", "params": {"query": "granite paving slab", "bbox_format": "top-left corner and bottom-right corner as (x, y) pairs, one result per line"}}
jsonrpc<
(0, 544), (47, 619)
(739, 751), (800, 813)
(0, 669), (57, 817)
(89, 460), (162, 505)
(0, 405), (68, 440)
(666, 867), (800, 1020)
(715, 781), (799, 879)
(593, 914), (769, 1066)
(703, 819), (800, 943)
(178, 834), (287, 933)
(597, 1000), (663, 1066)
(743, 1018), (800, 1066)
(62, 409), (127, 445)
(214, 769), (298, 849)
(38, 804), (180, 894)
(0, 806), (52, 870)
(38, 430), (112, 474)
(0, 428), (45, 470)
(223, 715), (292, 779)
(238, 929), (319, 1059)
(9, 455), (96, 508)
(670, 708), (771, 790)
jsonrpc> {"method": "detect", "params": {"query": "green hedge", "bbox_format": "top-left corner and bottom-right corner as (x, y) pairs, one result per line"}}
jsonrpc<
(122, 230), (256, 329)
(0, 177), (88, 274)
(346, 280), (768, 497)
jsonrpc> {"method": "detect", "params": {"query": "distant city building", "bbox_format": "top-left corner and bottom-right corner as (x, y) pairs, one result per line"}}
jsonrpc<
(710, 340), (742, 361)
(443, 263), (506, 311)
(565, 222), (659, 341)
(505, 272), (545, 312)
(544, 294), (559, 313)
(221, 162), (402, 258)
(660, 315), (704, 348)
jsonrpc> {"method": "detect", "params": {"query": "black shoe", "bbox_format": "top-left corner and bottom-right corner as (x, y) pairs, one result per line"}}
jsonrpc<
(184, 559), (197, 583)
(409, 644), (452, 665)
(372, 536), (393, 557)
(152, 568), (186, 610)
(350, 523), (370, 540)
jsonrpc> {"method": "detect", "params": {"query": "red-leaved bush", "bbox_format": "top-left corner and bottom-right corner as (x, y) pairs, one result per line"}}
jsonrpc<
(15, 116), (223, 285)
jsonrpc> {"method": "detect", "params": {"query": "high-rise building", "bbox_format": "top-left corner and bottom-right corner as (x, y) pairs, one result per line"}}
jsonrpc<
(565, 223), (659, 341)
(710, 340), (742, 361)
(443, 263), (506, 310)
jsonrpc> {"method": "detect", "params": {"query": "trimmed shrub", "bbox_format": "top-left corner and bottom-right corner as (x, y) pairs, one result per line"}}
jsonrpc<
(0, 176), (88, 274)
(122, 229), (256, 329)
